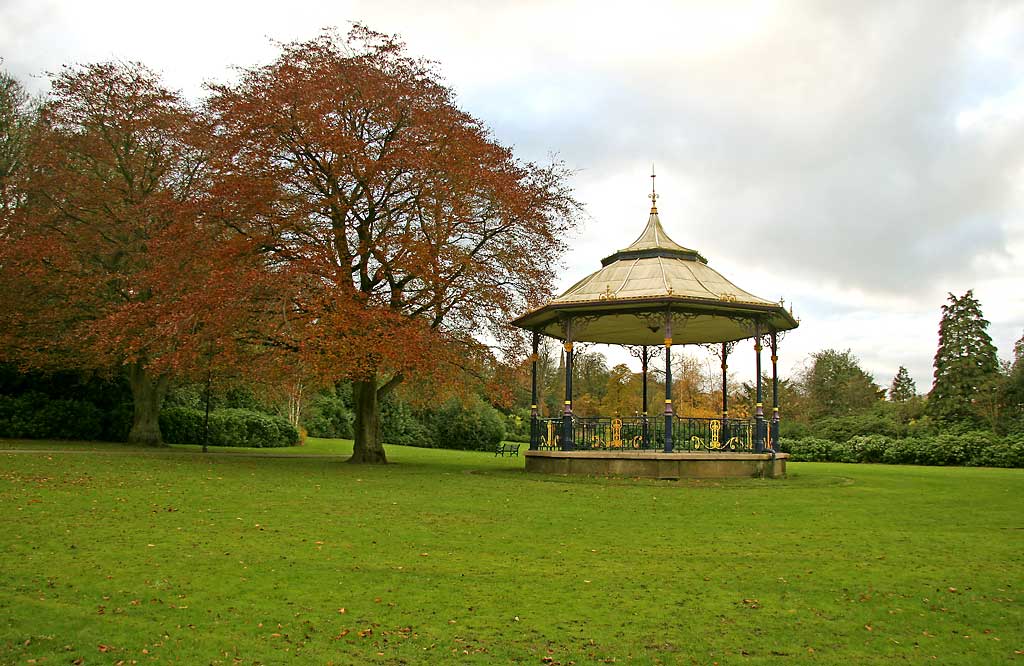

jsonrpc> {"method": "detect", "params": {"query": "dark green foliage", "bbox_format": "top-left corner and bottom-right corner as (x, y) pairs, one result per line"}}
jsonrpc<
(380, 399), (432, 447)
(782, 430), (1024, 467)
(0, 393), (103, 440)
(889, 366), (916, 402)
(928, 290), (1000, 425)
(502, 409), (531, 443)
(303, 392), (355, 439)
(159, 407), (298, 448)
(426, 399), (506, 452)
(1001, 331), (1024, 433)
(809, 411), (899, 442)
(0, 365), (132, 441)
(801, 349), (884, 419)
(378, 397), (506, 451)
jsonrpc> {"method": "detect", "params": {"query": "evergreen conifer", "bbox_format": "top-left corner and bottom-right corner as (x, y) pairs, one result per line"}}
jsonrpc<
(889, 366), (916, 402)
(927, 290), (999, 424)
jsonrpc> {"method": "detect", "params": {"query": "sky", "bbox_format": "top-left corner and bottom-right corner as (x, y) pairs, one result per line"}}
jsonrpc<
(2, 0), (1023, 393)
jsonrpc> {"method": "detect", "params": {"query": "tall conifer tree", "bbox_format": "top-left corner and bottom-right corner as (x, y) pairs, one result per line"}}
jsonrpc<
(927, 290), (999, 424)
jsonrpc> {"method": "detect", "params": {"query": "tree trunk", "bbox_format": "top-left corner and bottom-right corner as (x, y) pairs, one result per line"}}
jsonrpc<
(127, 362), (170, 446)
(349, 377), (387, 464)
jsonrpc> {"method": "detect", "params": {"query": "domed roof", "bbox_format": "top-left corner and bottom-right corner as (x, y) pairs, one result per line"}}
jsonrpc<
(513, 192), (798, 345)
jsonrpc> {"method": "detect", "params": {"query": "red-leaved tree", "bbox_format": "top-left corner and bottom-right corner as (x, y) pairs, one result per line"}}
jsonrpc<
(0, 62), (275, 445)
(208, 27), (579, 463)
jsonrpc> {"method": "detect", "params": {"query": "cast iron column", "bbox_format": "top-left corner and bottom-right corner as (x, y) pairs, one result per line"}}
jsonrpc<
(720, 342), (730, 444)
(641, 345), (649, 447)
(562, 323), (574, 451)
(770, 330), (780, 451)
(754, 323), (765, 453)
(530, 331), (539, 451)
(664, 318), (673, 453)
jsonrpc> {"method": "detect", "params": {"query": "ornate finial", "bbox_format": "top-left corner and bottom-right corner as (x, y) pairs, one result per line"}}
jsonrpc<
(649, 164), (658, 213)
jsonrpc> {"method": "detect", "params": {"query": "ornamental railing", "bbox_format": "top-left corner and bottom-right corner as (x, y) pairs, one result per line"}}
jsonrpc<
(532, 415), (764, 452)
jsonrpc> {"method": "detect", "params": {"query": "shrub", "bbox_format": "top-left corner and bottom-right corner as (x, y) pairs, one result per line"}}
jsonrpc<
(380, 399), (431, 447)
(842, 434), (892, 463)
(779, 437), (836, 462)
(0, 393), (104, 440)
(502, 410), (532, 443)
(303, 392), (354, 439)
(426, 399), (506, 451)
(811, 413), (897, 442)
(160, 407), (298, 448)
(782, 431), (1024, 468)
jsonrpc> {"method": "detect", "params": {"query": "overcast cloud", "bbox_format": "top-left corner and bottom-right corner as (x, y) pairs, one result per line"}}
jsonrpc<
(2, 0), (1022, 390)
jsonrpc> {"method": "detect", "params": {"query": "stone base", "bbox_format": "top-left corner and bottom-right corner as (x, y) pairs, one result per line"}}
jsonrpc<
(524, 450), (788, 479)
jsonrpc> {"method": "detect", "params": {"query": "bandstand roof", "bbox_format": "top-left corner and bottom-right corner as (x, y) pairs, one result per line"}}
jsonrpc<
(513, 196), (799, 345)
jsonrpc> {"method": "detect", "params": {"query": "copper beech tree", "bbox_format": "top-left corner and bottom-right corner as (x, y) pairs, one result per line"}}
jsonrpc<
(209, 27), (579, 463)
(0, 63), (274, 445)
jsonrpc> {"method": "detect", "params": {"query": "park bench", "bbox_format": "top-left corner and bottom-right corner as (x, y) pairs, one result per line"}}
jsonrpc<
(495, 442), (520, 457)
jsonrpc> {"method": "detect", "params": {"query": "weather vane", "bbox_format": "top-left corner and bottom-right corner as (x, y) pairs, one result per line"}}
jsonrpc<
(649, 163), (658, 212)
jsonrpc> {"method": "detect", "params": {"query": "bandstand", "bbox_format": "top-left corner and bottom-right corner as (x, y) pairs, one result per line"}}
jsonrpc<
(513, 174), (798, 479)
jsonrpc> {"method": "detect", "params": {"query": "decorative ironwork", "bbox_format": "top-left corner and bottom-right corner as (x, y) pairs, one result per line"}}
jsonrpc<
(535, 416), (756, 452)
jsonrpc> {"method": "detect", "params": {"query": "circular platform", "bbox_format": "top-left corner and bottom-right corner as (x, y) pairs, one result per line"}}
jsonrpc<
(525, 449), (788, 479)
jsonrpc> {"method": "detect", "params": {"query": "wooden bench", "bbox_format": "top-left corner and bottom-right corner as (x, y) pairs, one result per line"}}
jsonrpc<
(495, 442), (521, 457)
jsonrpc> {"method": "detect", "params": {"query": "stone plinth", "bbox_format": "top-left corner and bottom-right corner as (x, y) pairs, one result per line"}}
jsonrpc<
(525, 450), (788, 479)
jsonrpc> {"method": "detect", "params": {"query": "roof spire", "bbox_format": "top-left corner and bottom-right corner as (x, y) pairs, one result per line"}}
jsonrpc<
(649, 164), (658, 213)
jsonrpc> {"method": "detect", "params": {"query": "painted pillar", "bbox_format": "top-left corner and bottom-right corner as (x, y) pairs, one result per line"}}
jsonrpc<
(770, 330), (780, 451)
(664, 317), (673, 453)
(562, 322), (574, 451)
(754, 322), (765, 453)
(720, 342), (730, 444)
(641, 345), (649, 447)
(530, 331), (539, 451)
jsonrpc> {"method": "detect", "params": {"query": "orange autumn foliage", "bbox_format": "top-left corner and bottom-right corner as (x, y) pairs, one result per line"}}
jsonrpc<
(207, 26), (580, 462)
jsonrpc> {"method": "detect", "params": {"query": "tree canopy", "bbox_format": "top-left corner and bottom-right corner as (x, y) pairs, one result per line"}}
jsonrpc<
(801, 349), (884, 419)
(206, 26), (580, 462)
(0, 63), (273, 444)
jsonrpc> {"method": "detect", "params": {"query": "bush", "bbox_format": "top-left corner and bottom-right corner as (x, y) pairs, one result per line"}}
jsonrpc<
(303, 392), (354, 439)
(783, 430), (1024, 468)
(810, 413), (898, 442)
(426, 398), (506, 452)
(502, 410), (531, 443)
(780, 437), (838, 462)
(380, 399), (431, 447)
(0, 393), (104, 440)
(160, 407), (298, 448)
(971, 433), (1024, 468)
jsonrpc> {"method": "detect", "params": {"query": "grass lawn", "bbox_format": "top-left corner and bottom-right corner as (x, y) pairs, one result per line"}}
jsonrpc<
(0, 439), (1021, 665)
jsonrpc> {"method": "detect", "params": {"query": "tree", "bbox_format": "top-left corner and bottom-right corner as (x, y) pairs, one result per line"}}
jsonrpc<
(208, 27), (578, 463)
(927, 290), (1000, 425)
(997, 330), (1024, 433)
(0, 62), (271, 445)
(0, 68), (35, 222)
(673, 352), (716, 418)
(800, 349), (884, 419)
(889, 366), (916, 402)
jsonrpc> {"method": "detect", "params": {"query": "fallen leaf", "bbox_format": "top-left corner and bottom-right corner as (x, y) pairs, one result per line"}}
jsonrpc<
(98, 644), (111, 652)
(337, 608), (347, 614)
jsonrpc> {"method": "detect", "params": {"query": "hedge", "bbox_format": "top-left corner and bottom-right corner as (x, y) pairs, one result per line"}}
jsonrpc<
(160, 406), (299, 448)
(780, 431), (1024, 468)
(0, 392), (105, 441)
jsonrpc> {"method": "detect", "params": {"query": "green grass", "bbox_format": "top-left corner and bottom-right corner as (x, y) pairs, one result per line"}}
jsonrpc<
(0, 439), (1021, 665)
